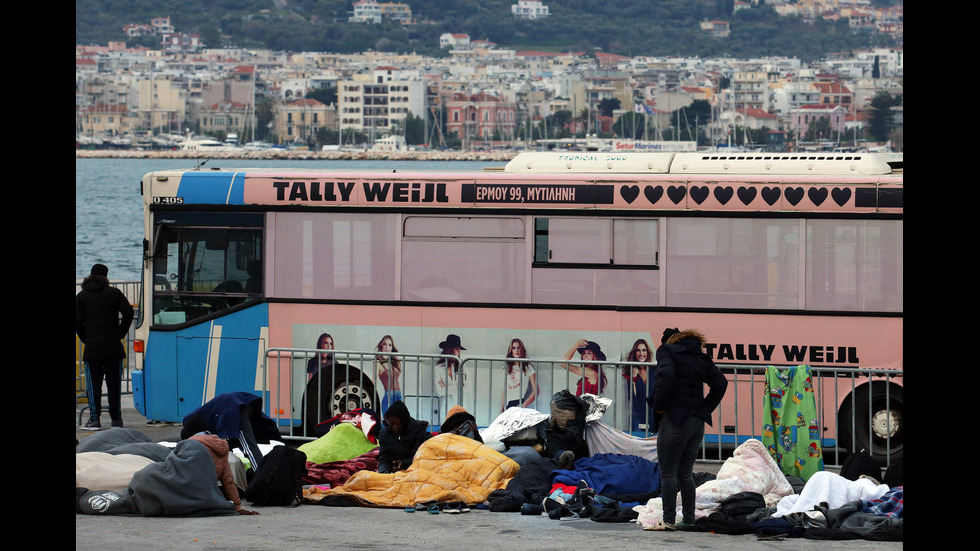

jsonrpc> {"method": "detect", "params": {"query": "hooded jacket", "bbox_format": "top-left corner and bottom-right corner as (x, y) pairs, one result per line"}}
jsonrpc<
(648, 329), (728, 429)
(189, 433), (242, 510)
(75, 274), (135, 362)
(377, 401), (431, 473)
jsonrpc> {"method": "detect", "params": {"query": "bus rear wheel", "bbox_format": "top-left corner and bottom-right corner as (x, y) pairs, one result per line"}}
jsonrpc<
(838, 382), (903, 465)
(304, 367), (378, 436)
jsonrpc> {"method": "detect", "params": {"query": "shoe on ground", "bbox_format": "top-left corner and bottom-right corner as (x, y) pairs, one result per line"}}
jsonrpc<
(111, 419), (124, 428)
(82, 419), (102, 431)
(443, 502), (461, 514)
(644, 519), (676, 531)
(675, 520), (696, 531)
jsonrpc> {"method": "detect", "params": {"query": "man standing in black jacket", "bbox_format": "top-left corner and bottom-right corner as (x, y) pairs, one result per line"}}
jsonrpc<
(76, 264), (135, 430)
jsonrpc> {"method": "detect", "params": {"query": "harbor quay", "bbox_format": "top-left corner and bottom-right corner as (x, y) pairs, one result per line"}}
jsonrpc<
(75, 148), (518, 163)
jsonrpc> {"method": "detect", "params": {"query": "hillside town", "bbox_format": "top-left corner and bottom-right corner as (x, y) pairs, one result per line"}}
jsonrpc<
(76, 4), (903, 157)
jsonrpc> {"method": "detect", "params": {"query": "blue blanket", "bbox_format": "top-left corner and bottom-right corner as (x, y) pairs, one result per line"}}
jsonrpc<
(552, 452), (660, 495)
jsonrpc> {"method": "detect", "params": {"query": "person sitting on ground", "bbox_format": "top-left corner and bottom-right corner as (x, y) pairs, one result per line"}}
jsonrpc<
(377, 400), (431, 474)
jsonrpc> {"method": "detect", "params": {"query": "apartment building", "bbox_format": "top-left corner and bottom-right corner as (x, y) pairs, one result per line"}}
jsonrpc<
(732, 70), (769, 112)
(380, 2), (412, 24)
(771, 80), (822, 115)
(350, 0), (412, 24)
(350, 0), (383, 23)
(138, 75), (187, 132)
(337, 70), (425, 136)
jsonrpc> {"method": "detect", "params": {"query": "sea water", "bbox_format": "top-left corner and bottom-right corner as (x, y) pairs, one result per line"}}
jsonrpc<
(75, 157), (505, 281)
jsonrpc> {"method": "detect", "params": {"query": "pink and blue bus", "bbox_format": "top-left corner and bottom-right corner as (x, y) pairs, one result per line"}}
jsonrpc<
(132, 152), (903, 463)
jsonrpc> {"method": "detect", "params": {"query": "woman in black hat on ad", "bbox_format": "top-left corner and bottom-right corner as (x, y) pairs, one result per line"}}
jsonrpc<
(435, 334), (465, 415)
(560, 338), (608, 396)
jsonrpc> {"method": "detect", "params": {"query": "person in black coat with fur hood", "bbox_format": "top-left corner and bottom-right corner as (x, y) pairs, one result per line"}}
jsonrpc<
(648, 328), (728, 530)
(377, 400), (432, 474)
(76, 264), (135, 431)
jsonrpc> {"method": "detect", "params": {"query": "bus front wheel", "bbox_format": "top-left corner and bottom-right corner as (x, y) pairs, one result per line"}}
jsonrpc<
(304, 367), (379, 436)
(838, 382), (903, 465)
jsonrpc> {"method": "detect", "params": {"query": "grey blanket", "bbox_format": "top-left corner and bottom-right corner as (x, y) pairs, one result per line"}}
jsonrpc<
(76, 427), (172, 463)
(78, 439), (237, 517)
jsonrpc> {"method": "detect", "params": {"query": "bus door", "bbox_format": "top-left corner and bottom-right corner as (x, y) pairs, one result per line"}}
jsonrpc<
(140, 212), (267, 421)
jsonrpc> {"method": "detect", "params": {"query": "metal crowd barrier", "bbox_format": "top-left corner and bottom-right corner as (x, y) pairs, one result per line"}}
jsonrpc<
(264, 348), (462, 439)
(261, 347), (903, 468)
(75, 280), (141, 415)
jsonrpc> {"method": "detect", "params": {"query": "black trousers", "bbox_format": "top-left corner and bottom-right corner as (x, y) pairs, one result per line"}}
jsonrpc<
(84, 359), (123, 423)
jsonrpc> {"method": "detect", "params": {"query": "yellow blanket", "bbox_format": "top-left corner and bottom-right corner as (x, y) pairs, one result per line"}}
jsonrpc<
(303, 433), (520, 507)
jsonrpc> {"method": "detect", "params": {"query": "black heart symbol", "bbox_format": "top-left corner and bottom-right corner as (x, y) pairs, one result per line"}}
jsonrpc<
(786, 187), (804, 206)
(714, 186), (733, 205)
(667, 186), (687, 204)
(762, 187), (780, 206)
(644, 185), (663, 204)
(737, 187), (757, 205)
(832, 187), (851, 207)
(690, 186), (708, 204)
(621, 185), (640, 204)
(808, 187), (828, 206)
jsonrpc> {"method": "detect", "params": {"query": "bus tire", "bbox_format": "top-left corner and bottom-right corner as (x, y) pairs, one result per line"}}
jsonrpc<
(838, 382), (903, 465)
(304, 366), (379, 436)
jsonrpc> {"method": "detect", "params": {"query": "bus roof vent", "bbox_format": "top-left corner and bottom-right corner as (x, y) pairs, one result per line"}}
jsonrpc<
(668, 153), (894, 176)
(504, 152), (675, 173)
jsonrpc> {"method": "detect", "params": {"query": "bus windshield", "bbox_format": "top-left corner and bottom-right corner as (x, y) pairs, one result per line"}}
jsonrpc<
(151, 215), (262, 325)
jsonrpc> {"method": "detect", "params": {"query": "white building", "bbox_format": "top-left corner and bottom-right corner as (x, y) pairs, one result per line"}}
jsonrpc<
(351, 0), (383, 23)
(512, 0), (550, 19)
(771, 81), (820, 116)
(439, 33), (471, 49)
(337, 69), (425, 137)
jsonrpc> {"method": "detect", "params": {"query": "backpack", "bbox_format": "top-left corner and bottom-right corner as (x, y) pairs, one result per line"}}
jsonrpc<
(840, 450), (881, 482)
(883, 462), (903, 488)
(244, 446), (307, 506)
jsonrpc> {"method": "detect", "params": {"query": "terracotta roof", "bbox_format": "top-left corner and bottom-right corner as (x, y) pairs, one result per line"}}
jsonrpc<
(742, 108), (776, 119)
(287, 98), (326, 107)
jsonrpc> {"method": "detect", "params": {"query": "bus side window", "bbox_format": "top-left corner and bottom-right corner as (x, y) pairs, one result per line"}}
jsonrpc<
(534, 217), (659, 268)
